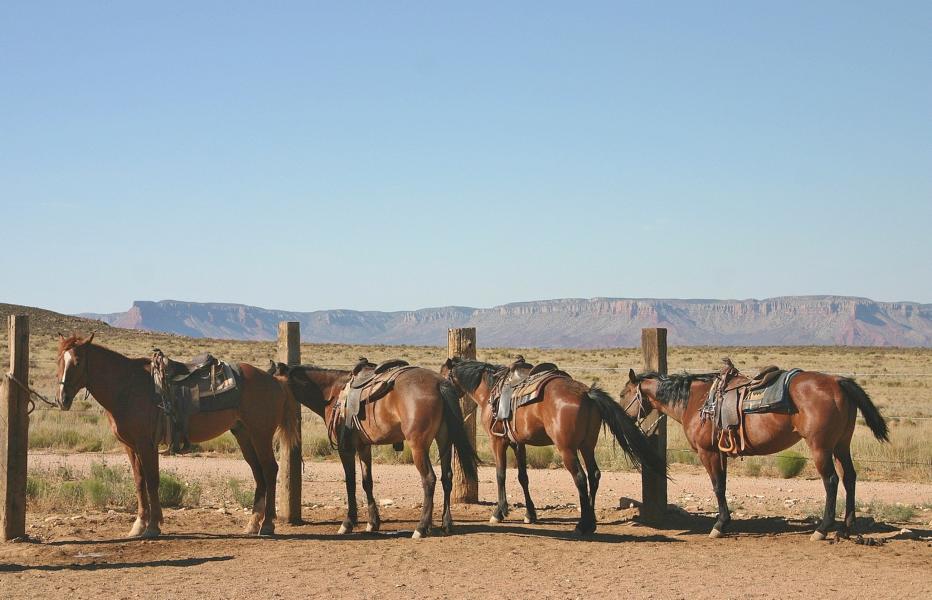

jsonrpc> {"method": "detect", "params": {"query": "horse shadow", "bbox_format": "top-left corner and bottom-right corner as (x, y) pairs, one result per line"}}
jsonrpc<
(0, 555), (233, 573)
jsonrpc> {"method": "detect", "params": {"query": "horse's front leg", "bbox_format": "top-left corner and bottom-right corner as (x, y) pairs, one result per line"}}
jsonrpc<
(123, 445), (148, 538)
(338, 446), (358, 534)
(489, 435), (509, 523)
(357, 445), (380, 532)
(698, 449), (730, 538)
(137, 443), (163, 538)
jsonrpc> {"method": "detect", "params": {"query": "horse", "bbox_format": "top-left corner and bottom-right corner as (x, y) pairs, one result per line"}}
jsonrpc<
(440, 357), (665, 535)
(269, 361), (477, 539)
(619, 367), (889, 541)
(55, 333), (300, 538)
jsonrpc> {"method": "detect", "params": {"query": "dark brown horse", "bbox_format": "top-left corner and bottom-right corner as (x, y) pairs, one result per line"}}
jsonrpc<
(56, 334), (299, 538)
(620, 368), (889, 540)
(441, 358), (665, 535)
(270, 361), (477, 538)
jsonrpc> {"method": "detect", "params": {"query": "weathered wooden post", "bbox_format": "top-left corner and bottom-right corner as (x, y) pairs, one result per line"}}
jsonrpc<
(640, 327), (668, 523)
(448, 327), (478, 503)
(1, 315), (29, 541)
(277, 321), (302, 524)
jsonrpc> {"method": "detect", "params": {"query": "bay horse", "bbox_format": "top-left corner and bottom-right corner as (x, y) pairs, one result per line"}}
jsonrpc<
(269, 361), (477, 539)
(440, 357), (665, 535)
(55, 334), (299, 538)
(620, 368), (889, 540)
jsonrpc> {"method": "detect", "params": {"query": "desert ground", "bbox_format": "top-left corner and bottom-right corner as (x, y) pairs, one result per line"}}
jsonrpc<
(2, 305), (932, 598)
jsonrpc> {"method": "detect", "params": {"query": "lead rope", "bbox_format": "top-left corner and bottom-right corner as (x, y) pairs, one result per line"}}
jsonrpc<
(5, 373), (59, 414)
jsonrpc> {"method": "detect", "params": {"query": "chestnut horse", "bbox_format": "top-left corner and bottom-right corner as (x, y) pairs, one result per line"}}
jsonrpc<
(441, 358), (665, 535)
(620, 368), (889, 541)
(270, 361), (477, 538)
(56, 334), (299, 538)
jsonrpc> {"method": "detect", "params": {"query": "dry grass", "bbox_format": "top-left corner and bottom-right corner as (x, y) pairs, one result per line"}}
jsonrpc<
(3, 306), (931, 481)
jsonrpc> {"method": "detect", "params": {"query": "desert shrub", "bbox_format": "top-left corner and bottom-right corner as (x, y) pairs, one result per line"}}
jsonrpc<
(228, 478), (254, 508)
(194, 432), (240, 454)
(305, 435), (333, 457)
(776, 451), (807, 478)
(526, 446), (555, 469)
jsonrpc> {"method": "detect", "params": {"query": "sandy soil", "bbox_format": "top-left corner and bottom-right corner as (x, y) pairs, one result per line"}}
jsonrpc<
(2, 454), (931, 599)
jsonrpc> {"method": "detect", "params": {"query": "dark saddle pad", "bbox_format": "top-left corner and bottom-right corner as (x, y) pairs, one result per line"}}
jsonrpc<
(161, 352), (220, 383)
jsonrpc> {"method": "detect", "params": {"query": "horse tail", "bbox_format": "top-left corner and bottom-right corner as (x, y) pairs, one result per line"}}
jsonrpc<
(587, 385), (667, 475)
(439, 380), (479, 480)
(276, 381), (302, 451)
(838, 377), (889, 442)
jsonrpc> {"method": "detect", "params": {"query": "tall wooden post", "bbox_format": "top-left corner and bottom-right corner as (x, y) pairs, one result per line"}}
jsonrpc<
(1, 315), (29, 541)
(277, 321), (302, 524)
(448, 327), (478, 503)
(640, 327), (668, 523)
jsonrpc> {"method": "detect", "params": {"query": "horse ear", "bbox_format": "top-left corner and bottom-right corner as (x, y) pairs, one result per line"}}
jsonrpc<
(84, 332), (95, 345)
(628, 368), (637, 384)
(276, 362), (291, 376)
(58, 332), (65, 340)
(443, 358), (453, 368)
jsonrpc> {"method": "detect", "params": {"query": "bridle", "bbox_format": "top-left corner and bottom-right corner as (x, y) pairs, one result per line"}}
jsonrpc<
(623, 381), (666, 437)
(59, 347), (91, 409)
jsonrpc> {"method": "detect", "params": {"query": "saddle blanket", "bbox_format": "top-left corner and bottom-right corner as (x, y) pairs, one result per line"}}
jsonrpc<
(743, 368), (802, 415)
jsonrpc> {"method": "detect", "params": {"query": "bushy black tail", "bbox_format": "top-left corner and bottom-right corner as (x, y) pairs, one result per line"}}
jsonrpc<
(838, 378), (889, 442)
(587, 385), (667, 475)
(439, 381), (479, 479)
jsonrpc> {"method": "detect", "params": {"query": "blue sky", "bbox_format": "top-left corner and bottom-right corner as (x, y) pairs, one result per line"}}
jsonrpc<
(2, 1), (930, 314)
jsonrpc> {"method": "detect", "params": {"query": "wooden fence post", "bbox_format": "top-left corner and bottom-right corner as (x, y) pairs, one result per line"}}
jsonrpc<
(277, 321), (302, 524)
(1, 315), (29, 541)
(640, 327), (668, 523)
(448, 327), (478, 503)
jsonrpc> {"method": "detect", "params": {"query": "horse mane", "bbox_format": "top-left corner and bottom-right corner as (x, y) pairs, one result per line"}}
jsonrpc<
(636, 371), (716, 407)
(450, 360), (506, 392)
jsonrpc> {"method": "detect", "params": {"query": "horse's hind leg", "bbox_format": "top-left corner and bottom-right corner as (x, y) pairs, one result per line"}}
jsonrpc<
(231, 423), (267, 535)
(834, 446), (857, 538)
(559, 447), (595, 536)
(411, 442), (437, 539)
(580, 445), (600, 514)
(698, 449), (730, 538)
(251, 436), (280, 536)
(338, 446), (358, 535)
(358, 445), (380, 533)
(436, 426), (455, 534)
(137, 442), (163, 538)
(810, 447), (840, 541)
(515, 444), (537, 524)
(490, 435), (509, 523)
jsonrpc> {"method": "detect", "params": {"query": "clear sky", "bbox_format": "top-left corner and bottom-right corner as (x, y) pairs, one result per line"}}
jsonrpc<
(2, 1), (930, 315)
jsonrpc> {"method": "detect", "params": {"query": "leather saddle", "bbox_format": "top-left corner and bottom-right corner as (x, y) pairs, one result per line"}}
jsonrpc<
(490, 359), (570, 443)
(329, 357), (416, 449)
(151, 349), (241, 455)
(704, 358), (798, 455)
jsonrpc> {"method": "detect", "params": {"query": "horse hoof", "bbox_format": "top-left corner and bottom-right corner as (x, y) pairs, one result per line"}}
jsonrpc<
(709, 528), (723, 539)
(411, 530), (423, 539)
(489, 516), (501, 524)
(258, 528), (275, 537)
(337, 524), (351, 535)
(810, 530), (827, 542)
(523, 517), (532, 524)
(366, 523), (379, 533)
(140, 527), (161, 539)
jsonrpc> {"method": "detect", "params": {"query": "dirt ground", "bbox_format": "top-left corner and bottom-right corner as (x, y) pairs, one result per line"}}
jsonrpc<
(3, 455), (932, 599)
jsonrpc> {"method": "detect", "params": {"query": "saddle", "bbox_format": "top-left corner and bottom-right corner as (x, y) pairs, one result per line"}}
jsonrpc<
(701, 358), (800, 456)
(329, 357), (417, 449)
(152, 349), (242, 454)
(490, 359), (570, 443)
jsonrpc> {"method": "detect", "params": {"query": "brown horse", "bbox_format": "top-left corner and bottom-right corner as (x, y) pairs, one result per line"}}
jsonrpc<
(270, 361), (477, 538)
(441, 358), (665, 535)
(56, 334), (299, 538)
(620, 368), (889, 540)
